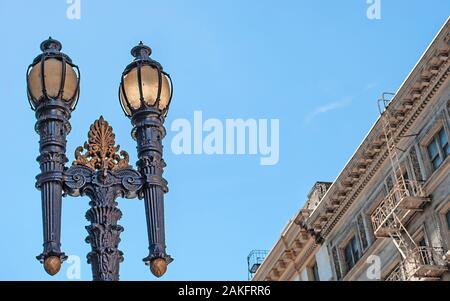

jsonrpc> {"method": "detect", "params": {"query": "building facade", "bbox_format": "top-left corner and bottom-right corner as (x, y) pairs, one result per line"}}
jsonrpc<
(253, 19), (450, 281)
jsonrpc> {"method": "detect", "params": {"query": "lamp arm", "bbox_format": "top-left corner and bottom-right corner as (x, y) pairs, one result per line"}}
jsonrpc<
(133, 109), (173, 277)
(34, 99), (71, 276)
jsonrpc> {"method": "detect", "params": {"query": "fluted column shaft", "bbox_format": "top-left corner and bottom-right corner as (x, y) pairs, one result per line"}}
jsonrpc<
(132, 109), (172, 268)
(35, 99), (71, 263)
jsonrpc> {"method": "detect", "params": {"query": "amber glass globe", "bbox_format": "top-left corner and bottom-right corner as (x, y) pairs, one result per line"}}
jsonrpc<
(27, 38), (80, 110)
(119, 42), (172, 117)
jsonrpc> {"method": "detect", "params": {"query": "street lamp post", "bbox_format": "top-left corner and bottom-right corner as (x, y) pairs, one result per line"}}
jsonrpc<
(119, 42), (173, 276)
(27, 38), (79, 275)
(27, 38), (173, 281)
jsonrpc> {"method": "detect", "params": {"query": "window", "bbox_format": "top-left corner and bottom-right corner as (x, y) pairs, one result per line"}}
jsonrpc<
(306, 260), (320, 281)
(344, 236), (361, 271)
(427, 127), (449, 170)
(403, 169), (410, 181)
(440, 128), (450, 155)
(418, 237), (427, 247)
(312, 261), (320, 281)
(417, 236), (431, 265)
(385, 175), (394, 193)
(446, 211), (450, 229)
(401, 169), (414, 195)
(357, 214), (369, 250)
(331, 247), (342, 280)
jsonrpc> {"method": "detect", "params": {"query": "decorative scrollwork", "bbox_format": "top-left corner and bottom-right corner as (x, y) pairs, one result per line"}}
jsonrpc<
(63, 165), (93, 196)
(115, 169), (143, 193)
(73, 116), (130, 171)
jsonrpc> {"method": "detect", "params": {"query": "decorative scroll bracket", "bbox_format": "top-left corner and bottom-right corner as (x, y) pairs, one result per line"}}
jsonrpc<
(62, 116), (143, 281)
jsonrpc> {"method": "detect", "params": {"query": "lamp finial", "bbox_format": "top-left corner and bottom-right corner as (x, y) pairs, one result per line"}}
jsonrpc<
(131, 41), (152, 60)
(40, 37), (62, 53)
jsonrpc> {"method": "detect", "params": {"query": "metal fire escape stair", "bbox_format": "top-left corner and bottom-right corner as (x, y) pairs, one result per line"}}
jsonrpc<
(388, 215), (417, 259)
(371, 94), (447, 281)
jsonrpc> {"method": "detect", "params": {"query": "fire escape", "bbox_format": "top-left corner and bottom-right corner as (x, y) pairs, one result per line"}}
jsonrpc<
(371, 93), (448, 281)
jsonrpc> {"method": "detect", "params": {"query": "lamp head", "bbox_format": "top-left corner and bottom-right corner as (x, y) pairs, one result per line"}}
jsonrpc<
(27, 37), (80, 111)
(119, 41), (172, 118)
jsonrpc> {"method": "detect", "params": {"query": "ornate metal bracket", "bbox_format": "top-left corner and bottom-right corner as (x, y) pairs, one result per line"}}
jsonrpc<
(63, 117), (143, 281)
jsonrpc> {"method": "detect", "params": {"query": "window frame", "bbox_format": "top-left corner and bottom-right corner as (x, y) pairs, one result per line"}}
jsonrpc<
(343, 235), (362, 272)
(305, 259), (320, 281)
(438, 199), (450, 250)
(422, 124), (450, 173)
(412, 226), (428, 245)
(357, 213), (370, 251)
(427, 137), (442, 170)
(439, 127), (450, 156)
(412, 227), (432, 265)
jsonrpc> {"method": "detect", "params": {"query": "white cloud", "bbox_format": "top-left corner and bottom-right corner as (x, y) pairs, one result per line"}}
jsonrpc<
(304, 82), (377, 124)
(365, 82), (378, 91)
(304, 97), (352, 123)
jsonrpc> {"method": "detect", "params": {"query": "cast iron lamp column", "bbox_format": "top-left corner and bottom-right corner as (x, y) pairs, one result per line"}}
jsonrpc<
(27, 37), (80, 275)
(27, 38), (173, 280)
(119, 42), (173, 277)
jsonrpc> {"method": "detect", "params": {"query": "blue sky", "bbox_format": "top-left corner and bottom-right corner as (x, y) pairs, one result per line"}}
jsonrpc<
(0, 0), (449, 281)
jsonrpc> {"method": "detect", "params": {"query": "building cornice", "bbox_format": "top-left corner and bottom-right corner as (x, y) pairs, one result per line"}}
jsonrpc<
(253, 18), (450, 281)
(318, 37), (450, 239)
(305, 18), (449, 236)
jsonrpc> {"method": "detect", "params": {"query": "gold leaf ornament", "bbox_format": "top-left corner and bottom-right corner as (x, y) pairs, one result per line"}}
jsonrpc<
(73, 116), (130, 171)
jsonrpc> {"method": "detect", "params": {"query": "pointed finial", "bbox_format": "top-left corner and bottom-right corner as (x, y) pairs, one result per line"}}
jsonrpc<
(131, 41), (152, 60)
(44, 256), (62, 276)
(150, 258), (168, 278)
(40, 37), (62, 53)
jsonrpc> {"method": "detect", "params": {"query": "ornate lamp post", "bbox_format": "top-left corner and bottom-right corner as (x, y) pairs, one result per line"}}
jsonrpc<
(27, 38), (173, 281)
(119, 42), (173, 276)
(27, 37), (79, 275)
